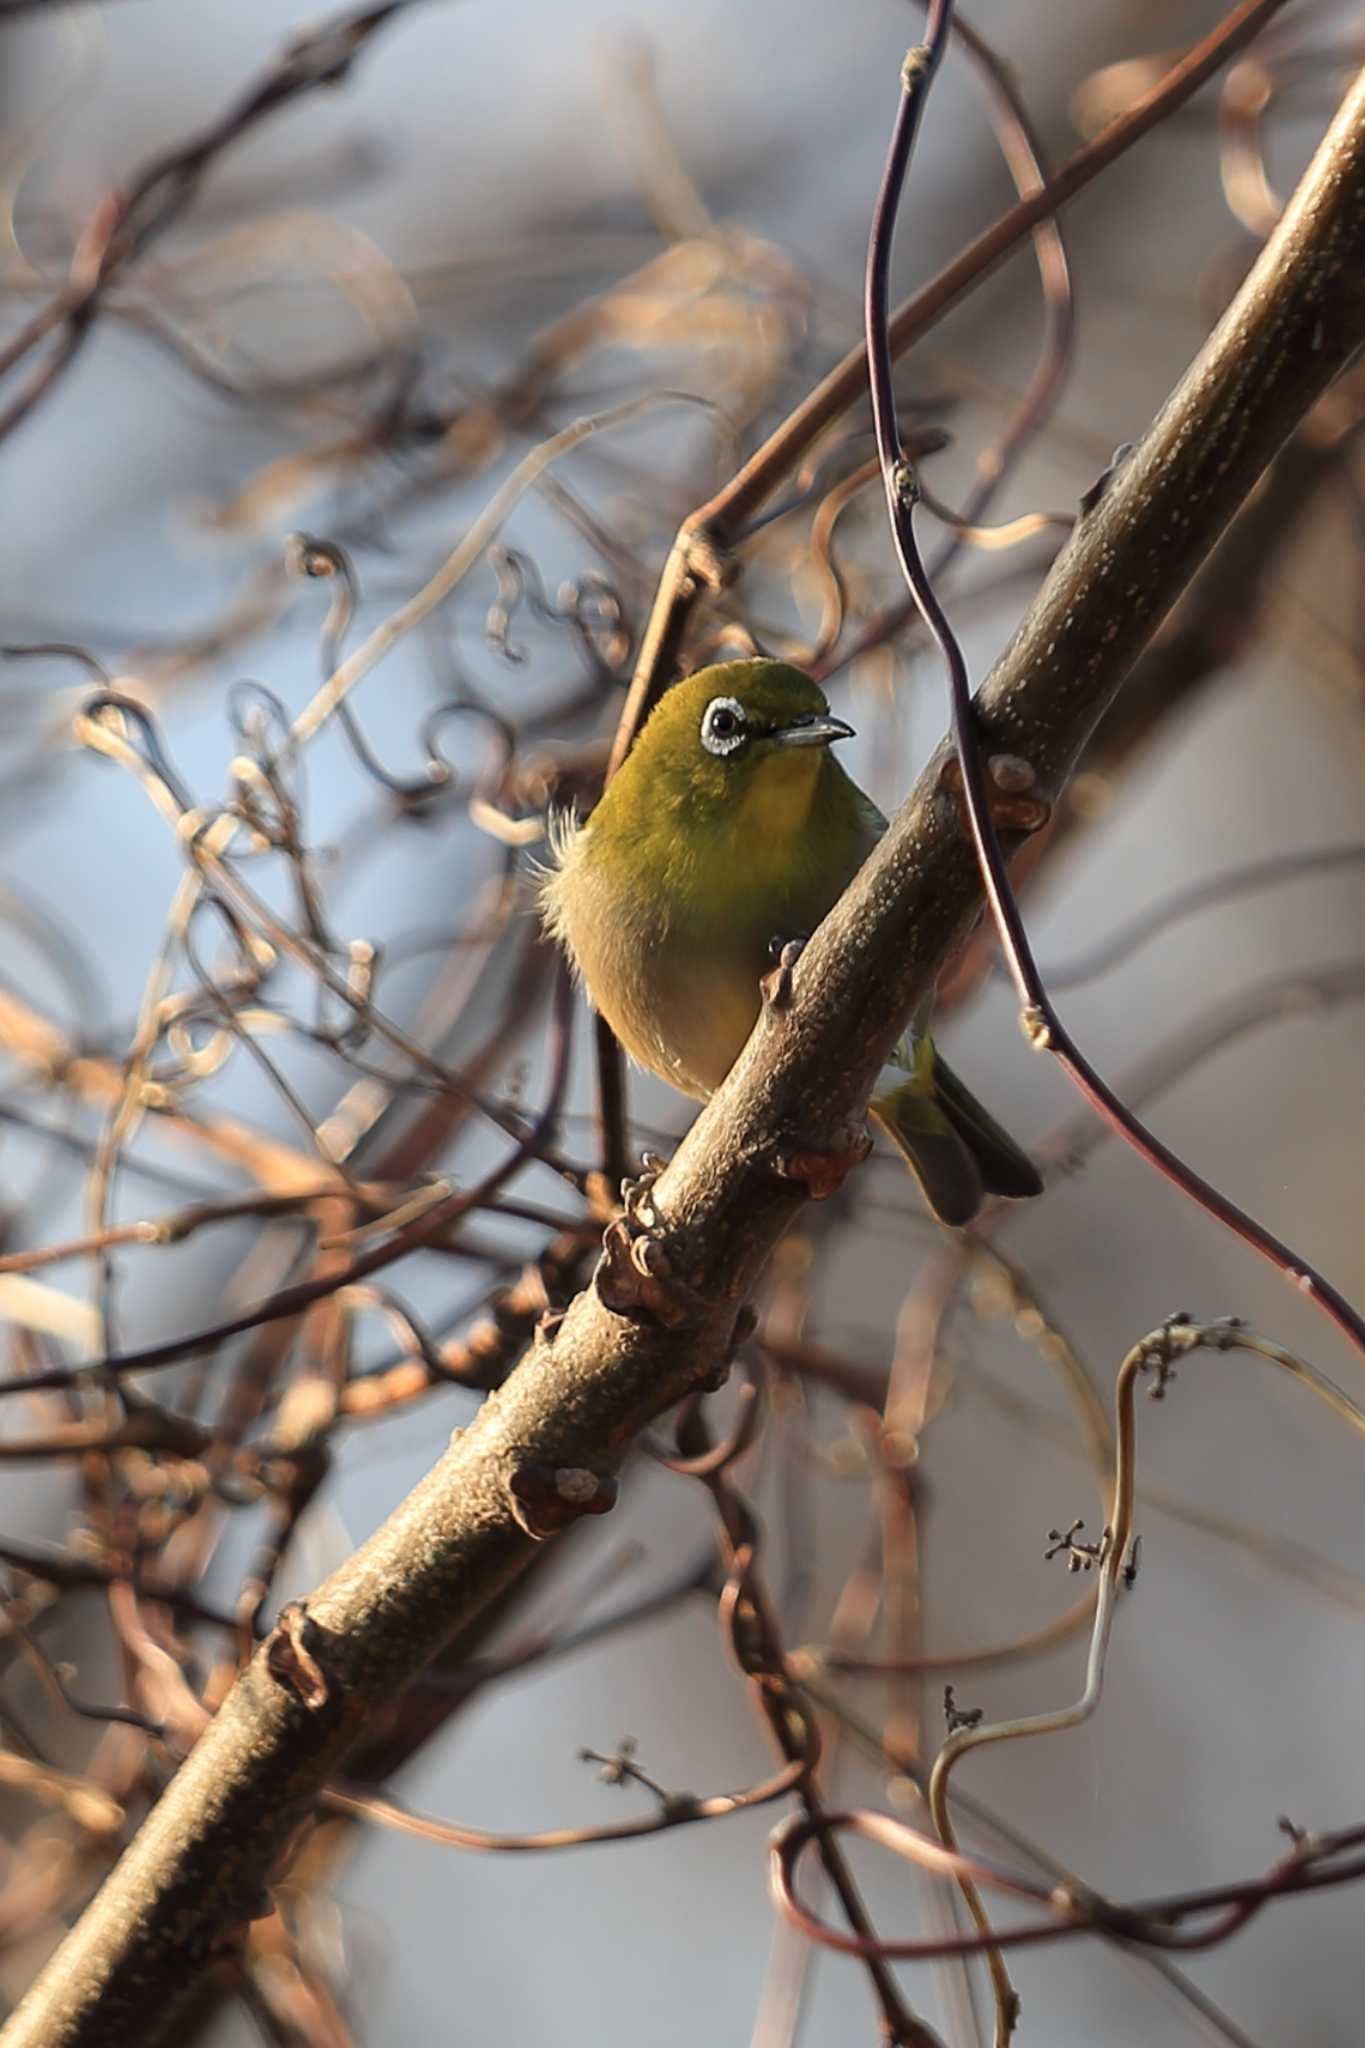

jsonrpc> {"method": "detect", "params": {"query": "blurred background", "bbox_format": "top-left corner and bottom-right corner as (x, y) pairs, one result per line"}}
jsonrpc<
(0, 1), (1363, 2043)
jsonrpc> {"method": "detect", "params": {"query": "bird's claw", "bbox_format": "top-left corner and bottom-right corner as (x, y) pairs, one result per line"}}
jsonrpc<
(938, 752), (1052, 836)
(601, 1150), (708, 1325)
(595, 1212), (708, 1329)
(620, 1150), (666, 1229)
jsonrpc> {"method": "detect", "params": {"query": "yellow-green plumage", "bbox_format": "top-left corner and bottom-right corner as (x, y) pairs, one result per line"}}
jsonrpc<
(542, 659), (1041, 1226)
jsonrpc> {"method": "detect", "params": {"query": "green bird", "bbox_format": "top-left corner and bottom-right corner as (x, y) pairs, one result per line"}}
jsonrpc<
(542, 658), (1042, 1226)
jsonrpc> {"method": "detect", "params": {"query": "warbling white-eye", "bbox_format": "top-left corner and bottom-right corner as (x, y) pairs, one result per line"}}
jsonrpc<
(542, 658), (1042, 1226)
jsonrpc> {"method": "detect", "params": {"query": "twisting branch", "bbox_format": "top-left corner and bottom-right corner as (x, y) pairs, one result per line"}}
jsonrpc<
(0, 1), (426, 443)
(606, 0), (1296, 770)
(7, 18), (1365, 2048)
(770, 1319), (1365, 1992)
(591, 0), (1292, 1178)
(814, 0), (1075, 675)
(863, 28), (1365, 1359)
(772, 1805), (1365, 1965)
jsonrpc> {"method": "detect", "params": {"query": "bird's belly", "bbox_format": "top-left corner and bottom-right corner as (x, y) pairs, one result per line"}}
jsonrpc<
(631, 934), (764, 1097)
(564, 876), (764, 1099)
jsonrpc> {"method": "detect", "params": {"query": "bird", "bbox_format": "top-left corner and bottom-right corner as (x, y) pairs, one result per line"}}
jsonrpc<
(541, 657), (1042, 1226)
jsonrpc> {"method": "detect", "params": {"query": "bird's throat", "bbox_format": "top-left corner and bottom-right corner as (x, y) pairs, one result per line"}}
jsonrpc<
(731, 744), (825, 843)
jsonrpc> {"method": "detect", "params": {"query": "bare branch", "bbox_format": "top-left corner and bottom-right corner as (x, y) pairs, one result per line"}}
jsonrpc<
(6, 26), (1365, 2048)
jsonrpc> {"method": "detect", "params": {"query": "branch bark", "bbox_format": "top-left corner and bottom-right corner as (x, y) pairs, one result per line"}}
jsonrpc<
(7, 55), (1365, 2048)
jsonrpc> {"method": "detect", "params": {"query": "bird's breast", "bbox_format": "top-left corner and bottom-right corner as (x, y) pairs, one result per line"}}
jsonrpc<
(544, 821), (770, 1098)
(543, 756), (878, 1101)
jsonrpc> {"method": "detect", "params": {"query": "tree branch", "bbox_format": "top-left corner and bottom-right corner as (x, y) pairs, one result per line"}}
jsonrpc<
(7, 50), (1365, 2048)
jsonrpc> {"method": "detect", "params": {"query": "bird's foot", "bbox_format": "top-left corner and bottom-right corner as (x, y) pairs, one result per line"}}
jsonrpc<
(939, 752), (1052, 836)
(761, 935), (808, 1011)
(620, 1149), (666, 1230)
(595, 1204), (708, 1330)
(772, 1118), (873, 1200)
(600, 1150), (706, 1325)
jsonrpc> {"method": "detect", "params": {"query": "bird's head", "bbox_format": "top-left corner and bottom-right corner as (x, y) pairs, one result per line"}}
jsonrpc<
(618, 659), (853, 825)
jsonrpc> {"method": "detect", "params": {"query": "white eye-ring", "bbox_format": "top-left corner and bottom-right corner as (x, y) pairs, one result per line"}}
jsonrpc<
(700, 695), (747, 756)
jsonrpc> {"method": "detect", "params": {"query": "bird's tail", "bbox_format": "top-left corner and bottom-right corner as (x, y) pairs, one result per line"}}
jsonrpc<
(870, 1037), (1043, 1228)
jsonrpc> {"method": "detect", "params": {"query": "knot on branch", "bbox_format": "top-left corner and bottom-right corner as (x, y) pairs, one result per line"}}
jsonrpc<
(507, 1455), (620, 1542)
(901, 43), (933, 89)
(1019, 1003), (1053, 1051)
(938, 751), (1052, 837)
(1137, 1309), (1206, 1397)
(761, 936), (807, 1012)
(535, 1305), (568, 1346)
(681, 527), (735, 594)
(284, 531), (344, 582)
(1078, 440), (1135, 515)
(771, 1122), (873, 1201)
(263, 1602), (332, 1711)
(891, 455), (920, 508)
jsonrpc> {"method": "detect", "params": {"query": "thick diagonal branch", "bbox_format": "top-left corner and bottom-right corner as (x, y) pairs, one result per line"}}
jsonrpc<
(7, 57), (1365, 2048)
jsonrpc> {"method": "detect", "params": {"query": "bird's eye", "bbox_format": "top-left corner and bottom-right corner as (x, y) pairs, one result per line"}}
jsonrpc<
(701, 695), (747, 756)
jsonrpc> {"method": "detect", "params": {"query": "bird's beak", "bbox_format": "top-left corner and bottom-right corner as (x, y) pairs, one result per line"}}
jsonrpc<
(775, 714), (855, 748)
